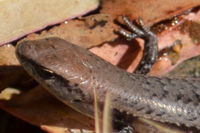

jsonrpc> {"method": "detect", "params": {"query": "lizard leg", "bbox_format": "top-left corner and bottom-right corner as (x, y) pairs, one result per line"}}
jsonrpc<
(118, 126), (135, 133)
(118, 16), (158, 74)
(112, 110), (135, 133)
(113, 16), (159, 133)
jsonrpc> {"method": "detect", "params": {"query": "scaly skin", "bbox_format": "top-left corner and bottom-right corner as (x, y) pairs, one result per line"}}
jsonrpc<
(118, 16), (158, 74)
(16, 37), (200, 129)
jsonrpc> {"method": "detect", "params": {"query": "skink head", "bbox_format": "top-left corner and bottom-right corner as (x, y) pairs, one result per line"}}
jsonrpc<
(16, 37), (93, 81)
(16, 37), (99, 117)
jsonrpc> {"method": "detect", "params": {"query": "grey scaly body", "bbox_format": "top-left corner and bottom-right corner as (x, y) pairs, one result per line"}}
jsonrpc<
(16, 37), (200, 129)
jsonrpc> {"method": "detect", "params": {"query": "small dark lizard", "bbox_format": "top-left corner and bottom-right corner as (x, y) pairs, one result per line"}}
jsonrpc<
(16, 18), (200, 130)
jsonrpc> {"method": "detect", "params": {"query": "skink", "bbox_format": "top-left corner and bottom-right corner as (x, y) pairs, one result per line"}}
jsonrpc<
(16, 37), (200, 129)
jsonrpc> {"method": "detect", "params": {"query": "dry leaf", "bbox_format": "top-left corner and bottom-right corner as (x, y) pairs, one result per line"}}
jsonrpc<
(0, 0), (99, 45)
(101, 0), (200, 26)
(0, 44), (19, 65)
(25, 14), (117, 48)
(0, 86), (94, 132)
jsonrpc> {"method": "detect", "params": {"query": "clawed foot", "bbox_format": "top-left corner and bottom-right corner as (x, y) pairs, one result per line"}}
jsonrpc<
(118, 16), (152, 41)
(118, 126), (135, 133)
(118, 16), (158, 74)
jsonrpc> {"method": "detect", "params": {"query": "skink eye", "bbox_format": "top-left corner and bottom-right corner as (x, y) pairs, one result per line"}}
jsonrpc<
(43, 68), (54, 74)
(34, 65), (55, 80)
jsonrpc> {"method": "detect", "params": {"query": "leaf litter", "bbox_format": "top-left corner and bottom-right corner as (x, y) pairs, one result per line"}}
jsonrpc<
(1, 1), (200, 133)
